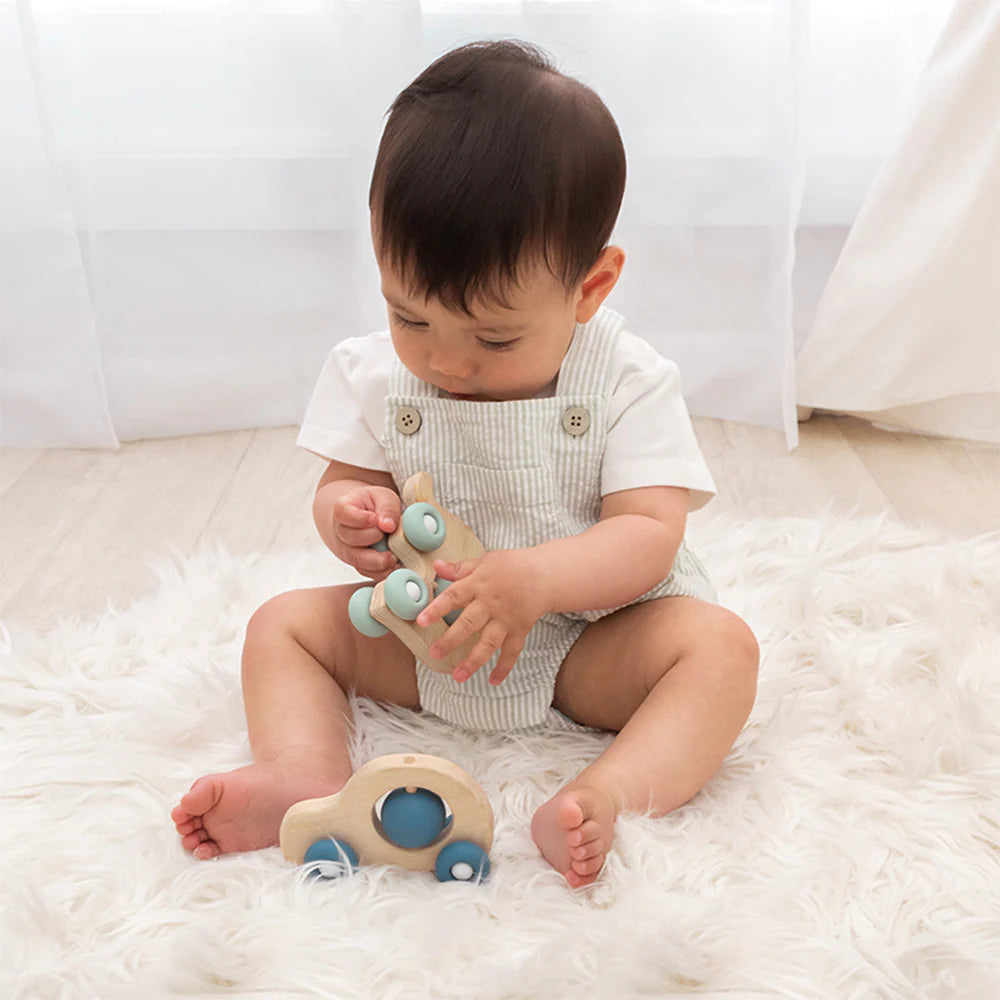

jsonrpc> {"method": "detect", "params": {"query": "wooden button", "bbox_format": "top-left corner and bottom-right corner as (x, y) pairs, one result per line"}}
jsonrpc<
(561, 405), (590, 436)
(395, 406), (422, 435)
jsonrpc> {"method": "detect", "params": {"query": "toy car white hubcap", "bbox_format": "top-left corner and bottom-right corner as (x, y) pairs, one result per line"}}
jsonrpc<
(450, 862), (475, 880)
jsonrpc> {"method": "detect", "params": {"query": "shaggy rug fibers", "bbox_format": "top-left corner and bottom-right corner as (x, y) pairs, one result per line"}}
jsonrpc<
(3, 516), (999, 999)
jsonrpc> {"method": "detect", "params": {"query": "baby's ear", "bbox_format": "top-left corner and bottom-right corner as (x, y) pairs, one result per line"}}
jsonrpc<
(575, 246), (625, 323)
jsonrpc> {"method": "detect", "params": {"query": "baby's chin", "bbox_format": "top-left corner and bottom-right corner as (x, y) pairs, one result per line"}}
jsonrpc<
(446, 391), (493, 402)
(441, 381), (555, 403)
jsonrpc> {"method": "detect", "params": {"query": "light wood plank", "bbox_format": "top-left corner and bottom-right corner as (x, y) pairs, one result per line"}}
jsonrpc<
(2, 432), (252, 628)
(1, 447), (136, 613)
(690, 415), (895, 527)
(0, 448), (46, 495)
(196, 426), (324, 557)
(838, 417), (999, 538)
(961, 437), (1000, 496)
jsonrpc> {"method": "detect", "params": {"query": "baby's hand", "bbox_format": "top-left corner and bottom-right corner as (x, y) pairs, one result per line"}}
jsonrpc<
(417, 548), (551, 686)
(331, 486), (401, 580)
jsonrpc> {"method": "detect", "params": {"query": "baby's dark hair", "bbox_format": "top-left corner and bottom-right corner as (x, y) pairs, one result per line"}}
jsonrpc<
(369, 40), (626, 314)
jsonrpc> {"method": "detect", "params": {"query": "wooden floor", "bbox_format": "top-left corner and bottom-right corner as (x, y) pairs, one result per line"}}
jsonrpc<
(2, 415), (997, 631)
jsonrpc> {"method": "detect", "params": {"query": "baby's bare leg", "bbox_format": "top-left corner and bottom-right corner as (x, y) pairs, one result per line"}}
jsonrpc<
(532, 597), (758, 887)
(172, 584), (418, 858)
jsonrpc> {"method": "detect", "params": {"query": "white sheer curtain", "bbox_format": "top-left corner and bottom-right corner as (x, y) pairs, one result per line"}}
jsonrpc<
(797, 0), (1000, 444)
(1, 0), (954, 450)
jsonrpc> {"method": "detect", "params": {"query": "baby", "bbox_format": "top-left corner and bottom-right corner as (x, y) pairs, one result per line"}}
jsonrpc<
(173, 39), (759, 888)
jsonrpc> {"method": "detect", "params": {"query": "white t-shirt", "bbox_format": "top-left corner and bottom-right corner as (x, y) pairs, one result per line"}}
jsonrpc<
(297, 328), (717, 511)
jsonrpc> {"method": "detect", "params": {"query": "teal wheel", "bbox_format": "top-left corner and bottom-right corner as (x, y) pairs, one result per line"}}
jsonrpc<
(303, 837), (359, 879)
(433, 579), (462, 626)
(434, 840), (490, 882)
(401, 503), (447, 552)
(384, 569), (429, 621)
(379, 787), (448, 849)
(371, 535), (389, 553)
(348, 586), (389, 638)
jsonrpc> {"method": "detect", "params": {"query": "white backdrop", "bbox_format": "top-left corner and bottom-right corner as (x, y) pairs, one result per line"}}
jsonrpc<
(1, 0), (955, 450)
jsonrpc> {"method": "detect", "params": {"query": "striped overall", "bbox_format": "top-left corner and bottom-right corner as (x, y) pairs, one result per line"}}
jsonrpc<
(383, 307), (715, 732)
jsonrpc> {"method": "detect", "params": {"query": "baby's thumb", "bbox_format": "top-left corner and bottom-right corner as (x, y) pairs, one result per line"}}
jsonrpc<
(375, 501), (397, 534)
(434, 558), (474, 581)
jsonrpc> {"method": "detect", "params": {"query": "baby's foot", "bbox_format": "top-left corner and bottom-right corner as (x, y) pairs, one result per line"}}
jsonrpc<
(530, 781), (618, 888)
(171, 760), (344, 860)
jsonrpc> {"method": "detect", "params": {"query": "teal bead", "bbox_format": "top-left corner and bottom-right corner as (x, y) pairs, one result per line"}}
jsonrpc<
(348, 586), (389, 638)
(401, 502), (447, 552)
(379, 787), (448, 849)
(434, 840), (490, 882)
(384, 568), (429, 621)
(303, 838), (359, 878)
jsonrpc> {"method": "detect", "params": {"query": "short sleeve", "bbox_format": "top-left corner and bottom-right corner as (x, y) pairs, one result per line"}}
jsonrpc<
(602, 332), (717, 511)
(296, 332), (392, 472)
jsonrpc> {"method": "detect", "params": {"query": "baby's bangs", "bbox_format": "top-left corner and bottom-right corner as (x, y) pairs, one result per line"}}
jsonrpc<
(372, 206), (561, 316)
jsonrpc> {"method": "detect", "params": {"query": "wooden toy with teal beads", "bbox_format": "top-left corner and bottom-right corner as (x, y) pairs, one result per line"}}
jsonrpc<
(347, 471), (487, 673)
(280, 752), (494, 881)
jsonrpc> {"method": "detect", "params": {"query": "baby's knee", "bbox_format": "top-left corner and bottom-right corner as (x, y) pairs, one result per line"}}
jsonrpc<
(245, 590), (308, 645)
(695, 605), (759, 696)
(715, 608), (759, 667)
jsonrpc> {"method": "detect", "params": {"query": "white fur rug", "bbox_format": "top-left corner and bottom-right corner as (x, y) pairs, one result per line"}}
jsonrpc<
(3, 516), (999, 999)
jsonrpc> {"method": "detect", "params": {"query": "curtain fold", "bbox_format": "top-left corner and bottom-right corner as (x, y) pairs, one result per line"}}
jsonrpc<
(1, 0), (956, 449)
(796, 0), (1000, 444)
(1, 0), (117, 448)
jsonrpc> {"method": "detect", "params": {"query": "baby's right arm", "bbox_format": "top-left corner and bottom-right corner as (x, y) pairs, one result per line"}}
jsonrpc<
(313, 460), (401, 581)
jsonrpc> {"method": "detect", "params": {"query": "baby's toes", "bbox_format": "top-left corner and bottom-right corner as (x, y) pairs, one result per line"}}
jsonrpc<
(173, 816), (200, 836)
(170, 804), (186, 824)
(568, 818), (603, 848)
(193, 840), (222, 861)
(181, 827), (211, 852)
(571, 853), (605, 877)
(566, 866), (601, 889)
(572, 840), (603, 862)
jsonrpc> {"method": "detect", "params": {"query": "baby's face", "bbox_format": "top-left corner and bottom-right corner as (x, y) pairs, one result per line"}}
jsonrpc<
(377, 258), (580, 402)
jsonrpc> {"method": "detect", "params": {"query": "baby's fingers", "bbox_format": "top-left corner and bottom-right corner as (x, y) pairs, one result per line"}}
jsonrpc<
(452, 624), (506, 683)
(428, 600), (484, 659)
(351, 546), (398, 577)
(337, 523), (387, 550)
(416, 582), (465, 630)
(433, 558), (478, 582)
(488, 640), (523, 686)
(333, 497), (378, 530)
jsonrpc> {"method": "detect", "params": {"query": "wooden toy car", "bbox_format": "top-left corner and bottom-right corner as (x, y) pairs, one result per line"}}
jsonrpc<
(279, 753), (494, 881)
(347, 472), (486, 673)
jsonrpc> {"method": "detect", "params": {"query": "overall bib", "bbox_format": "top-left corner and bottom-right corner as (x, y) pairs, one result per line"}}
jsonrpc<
(383, 307), (715, 732)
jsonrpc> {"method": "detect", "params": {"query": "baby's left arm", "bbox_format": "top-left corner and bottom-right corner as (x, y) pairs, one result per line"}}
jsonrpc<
(417, 486), (688, 685)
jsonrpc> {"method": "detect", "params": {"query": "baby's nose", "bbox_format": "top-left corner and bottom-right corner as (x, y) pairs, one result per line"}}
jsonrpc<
(428, 351), (471, 379)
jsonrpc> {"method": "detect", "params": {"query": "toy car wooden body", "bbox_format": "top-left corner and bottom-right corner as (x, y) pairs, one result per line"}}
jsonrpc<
(279, 753), (494, 881)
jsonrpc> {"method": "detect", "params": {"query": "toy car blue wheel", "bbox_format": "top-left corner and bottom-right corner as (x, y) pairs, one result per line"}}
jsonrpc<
(348, 586), (389, 638)
(379, 787), (448, 849)
(434, 840), (490, 883)
(371, 535), (389, 552)
(384, 569), (429, 621)
(401, 503), (447, 552)
(433, 579), (462, 626)
(303, 837), (359, 879)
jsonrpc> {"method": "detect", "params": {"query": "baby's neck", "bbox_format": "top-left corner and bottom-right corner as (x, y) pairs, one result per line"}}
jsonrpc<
(441, 378), (558, 403)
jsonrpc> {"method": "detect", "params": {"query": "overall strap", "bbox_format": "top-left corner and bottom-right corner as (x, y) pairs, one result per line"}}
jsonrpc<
(555, 307), (625, 399)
